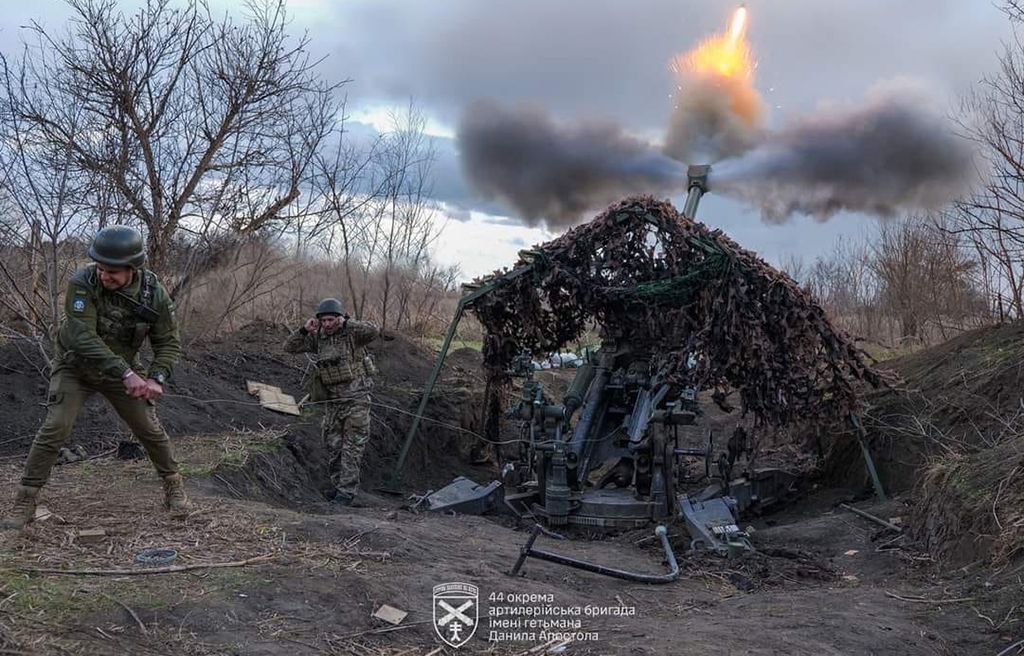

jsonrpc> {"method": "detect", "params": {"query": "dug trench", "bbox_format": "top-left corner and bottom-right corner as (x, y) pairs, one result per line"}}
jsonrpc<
(0, 323), (1017, 655)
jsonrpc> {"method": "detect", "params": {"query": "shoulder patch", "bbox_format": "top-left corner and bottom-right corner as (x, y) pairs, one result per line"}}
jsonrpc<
(71, 296), (87, 313)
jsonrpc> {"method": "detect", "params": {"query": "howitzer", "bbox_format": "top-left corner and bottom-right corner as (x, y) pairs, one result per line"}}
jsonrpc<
(388, 165), (715, 489)
(402, 164), (804, 574)
(501, 331), (795, 550)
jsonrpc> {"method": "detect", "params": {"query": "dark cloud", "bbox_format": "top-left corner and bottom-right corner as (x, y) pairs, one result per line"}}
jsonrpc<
(456, 100), (683, 227)
(324, 0), (1007, 134)
(710, 82), (979, 222)
(428, 133), (510, 216)
(0, 0), (1010, 271)
(317, 0), (1008, 234)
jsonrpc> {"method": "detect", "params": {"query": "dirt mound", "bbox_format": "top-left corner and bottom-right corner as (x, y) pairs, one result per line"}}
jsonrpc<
(0, 321), (489, 496)
(349, 333), (489, 492)
(0, 321), (304, 456)
(821, 320), (1024, 566)
(821, 321), (1024, 492)
(875, 320), (1024, 447)
(912, 437), (1024, 566)
(207, 425), (334, 509)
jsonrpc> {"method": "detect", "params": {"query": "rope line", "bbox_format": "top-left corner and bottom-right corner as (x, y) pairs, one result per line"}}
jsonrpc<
(161, 393), (524, 445)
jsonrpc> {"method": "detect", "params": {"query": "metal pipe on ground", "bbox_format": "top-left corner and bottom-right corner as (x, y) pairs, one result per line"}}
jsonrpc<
(839, 503), (903, 533)
(510, 524), (680, 584)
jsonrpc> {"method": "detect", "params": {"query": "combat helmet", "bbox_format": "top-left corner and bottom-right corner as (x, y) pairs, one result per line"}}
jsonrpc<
(315, 297), (344, 318)
(88, 226), (146, 268)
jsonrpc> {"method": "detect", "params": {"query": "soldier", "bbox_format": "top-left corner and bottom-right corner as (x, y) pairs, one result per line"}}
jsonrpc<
(1, 226), (189, 530)
(285, 298), (379, 506)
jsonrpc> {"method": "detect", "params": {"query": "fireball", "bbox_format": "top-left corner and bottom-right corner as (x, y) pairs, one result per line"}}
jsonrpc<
(672, 6), (754, 82)
(664, 5), (763, 163)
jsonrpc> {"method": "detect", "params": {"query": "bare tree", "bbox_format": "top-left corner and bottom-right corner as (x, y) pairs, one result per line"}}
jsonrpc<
(0, 62), (94, 346)
(793, 216), (989, 348)
(871, 216), (984, 342)
(1005, 0), (1024, 22)
(778, 253), (807, 285)
(307, 104), (443, 326)
(946, 15), (1024, 320)
(306, 111), (388, 315)
(803, 235), (879, 340)
(3, 0), (342, 272)
(372, 104), (440, 332)
(0, 1), (461, 345)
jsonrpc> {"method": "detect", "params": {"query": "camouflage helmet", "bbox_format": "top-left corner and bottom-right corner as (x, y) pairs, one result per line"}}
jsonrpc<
(88, 226), (146, 269)
(315, 297), (344, 318)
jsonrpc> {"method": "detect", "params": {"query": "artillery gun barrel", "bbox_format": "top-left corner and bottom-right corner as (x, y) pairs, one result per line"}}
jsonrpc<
(682, 164), (711, 220)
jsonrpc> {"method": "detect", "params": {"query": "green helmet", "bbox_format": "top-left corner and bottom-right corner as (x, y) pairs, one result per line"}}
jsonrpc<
(315, 297), (344, 317)
(88, 226), (146, 268)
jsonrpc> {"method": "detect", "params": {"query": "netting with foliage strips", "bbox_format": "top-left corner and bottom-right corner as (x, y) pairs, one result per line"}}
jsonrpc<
(470, 196), (882, 434)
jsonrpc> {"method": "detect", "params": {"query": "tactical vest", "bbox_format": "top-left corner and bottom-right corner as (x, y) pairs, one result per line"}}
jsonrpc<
(77, 265), (159, 363)
(315, 330), (370, 387)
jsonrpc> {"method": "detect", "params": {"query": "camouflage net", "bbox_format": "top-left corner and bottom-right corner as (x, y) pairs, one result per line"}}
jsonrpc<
(471, 196), (881, 433)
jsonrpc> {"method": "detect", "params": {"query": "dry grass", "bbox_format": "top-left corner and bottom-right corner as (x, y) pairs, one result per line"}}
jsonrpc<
(0, 433), (558, 656)
(1, 436), (304, 570)
(913, 435), (1024, 566)
(0, 434), (396, 655)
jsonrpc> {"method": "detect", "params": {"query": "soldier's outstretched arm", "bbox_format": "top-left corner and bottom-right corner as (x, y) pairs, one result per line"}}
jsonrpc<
(58, 279), (131, 378)
(147, 281), (182, 381)
(346, 319), (380, 347)
(283, 327), (317, 353)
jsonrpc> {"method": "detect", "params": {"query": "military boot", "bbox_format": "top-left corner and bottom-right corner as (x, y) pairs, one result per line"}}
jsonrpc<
(161, 473), (191, 518)
(0, 485), (40, 530)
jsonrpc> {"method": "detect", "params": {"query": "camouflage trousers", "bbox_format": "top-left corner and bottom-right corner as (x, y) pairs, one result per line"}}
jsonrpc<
(22, 366), (179, 488)
(322, 391), (371, 500)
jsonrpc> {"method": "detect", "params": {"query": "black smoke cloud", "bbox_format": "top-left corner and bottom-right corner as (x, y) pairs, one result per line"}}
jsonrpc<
(709, 83), (977, 222)
(459, 83), (975, 226)
(457, 101), (685, 228)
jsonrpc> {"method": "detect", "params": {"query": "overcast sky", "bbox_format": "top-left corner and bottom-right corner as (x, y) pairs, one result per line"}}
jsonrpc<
(0, 0), (1013, 278)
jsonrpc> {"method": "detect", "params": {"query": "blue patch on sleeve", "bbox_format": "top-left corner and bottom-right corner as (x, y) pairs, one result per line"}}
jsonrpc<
(72, 297), (86, 313)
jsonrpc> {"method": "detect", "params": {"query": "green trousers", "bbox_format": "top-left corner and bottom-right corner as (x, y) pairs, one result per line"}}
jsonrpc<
(21, 366), (179, 488)
(323, 394), (371, 499)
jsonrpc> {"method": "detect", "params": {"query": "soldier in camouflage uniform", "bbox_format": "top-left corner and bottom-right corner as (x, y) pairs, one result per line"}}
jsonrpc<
(1, 226), (189, 531)
(285, 298), (379, 506)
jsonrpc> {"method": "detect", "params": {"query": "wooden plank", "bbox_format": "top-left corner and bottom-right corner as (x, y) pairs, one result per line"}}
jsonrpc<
(246, 380), (282, 396)
(257, 388), (301, 416)
(372, 604), (408, 625)
(77, 528), (106, 543)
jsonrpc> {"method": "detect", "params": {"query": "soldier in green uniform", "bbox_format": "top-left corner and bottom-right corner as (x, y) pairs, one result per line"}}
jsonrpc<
(285, 298), (379, 506)
(1, 226), (189, 530)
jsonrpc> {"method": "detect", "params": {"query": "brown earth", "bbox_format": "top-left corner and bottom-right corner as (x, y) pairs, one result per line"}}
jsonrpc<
(822, 321), (1024, 493)
(0, 324), (1018, 655)
(0, 320), (491, 493)
(822, 322), (1024, 566)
